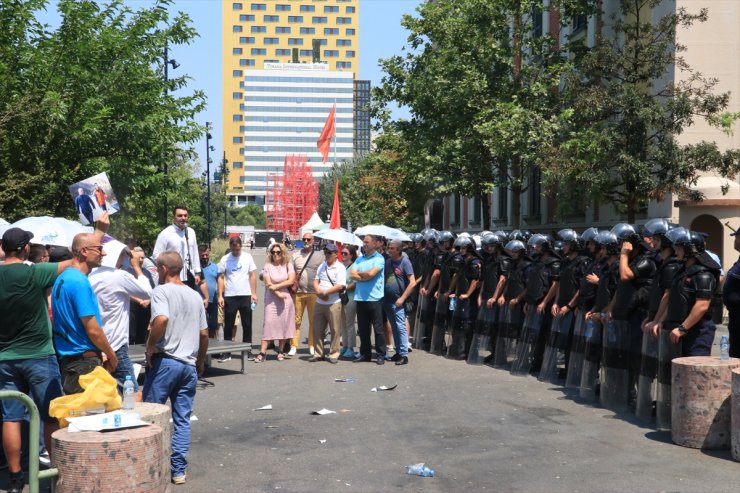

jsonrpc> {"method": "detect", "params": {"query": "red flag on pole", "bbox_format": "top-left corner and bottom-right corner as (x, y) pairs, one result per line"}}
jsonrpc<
(317, 104), (336, 163)
(329, 180), (343, 260)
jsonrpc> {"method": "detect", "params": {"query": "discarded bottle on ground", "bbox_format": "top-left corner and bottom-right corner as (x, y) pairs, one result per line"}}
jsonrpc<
(123, 375), (135, 410)
(406, 463), (435, 477)
(719, 335), (729, 361)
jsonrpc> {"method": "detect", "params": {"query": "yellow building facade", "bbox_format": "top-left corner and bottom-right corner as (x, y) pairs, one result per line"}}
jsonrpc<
(221, 0), (359, 198)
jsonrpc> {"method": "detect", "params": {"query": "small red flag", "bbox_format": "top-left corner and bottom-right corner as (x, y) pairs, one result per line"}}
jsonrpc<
(317, 104), (336, 163)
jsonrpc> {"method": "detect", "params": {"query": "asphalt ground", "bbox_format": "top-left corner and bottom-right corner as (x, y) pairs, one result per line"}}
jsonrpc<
(179, 248), (738, 493)
(3, 246), (738, 492)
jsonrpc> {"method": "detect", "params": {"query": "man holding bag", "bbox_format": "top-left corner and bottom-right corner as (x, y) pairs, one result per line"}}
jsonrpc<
(309, 244), (347, 363)
(288, 232), (322, 355)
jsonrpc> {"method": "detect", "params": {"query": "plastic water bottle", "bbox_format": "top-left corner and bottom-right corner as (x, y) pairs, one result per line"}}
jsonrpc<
(448, 297), (456, 312)
(585, 319), (596, 338)
(719, 335), (730, 361)
(251, 300), (257, 311)
(216, 324), (224, 342)
(122, 375), (135, 410)
(406, 463), (435, 477)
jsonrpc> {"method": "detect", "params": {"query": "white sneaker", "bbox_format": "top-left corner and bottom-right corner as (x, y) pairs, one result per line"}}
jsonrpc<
(287, 346), (297, 356)
(309, 347), (315, 356)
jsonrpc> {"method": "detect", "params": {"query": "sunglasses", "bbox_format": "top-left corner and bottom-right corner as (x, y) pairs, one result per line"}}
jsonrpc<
(302, 238), (313, 242)
(342, 251), (350, 255)
(271, 250), (282, 255)
(85, 245), (104, 252)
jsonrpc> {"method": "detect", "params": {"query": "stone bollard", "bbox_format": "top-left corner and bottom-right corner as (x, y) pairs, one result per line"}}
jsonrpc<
(52, 424), (167, 493)
(671, 356), (740, 449)
(136, 402), (172, 488)
(732, 368), (740, 461)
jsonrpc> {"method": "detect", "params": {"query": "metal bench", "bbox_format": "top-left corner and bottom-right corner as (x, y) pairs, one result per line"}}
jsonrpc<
(129, 340), (252, 375)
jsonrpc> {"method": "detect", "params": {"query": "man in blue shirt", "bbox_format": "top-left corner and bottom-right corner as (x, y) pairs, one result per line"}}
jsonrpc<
(199, 245), (220, 337)
(384, 240), (416, 365)
(349, 235), (386, 364)
(52, 224), (118, 394)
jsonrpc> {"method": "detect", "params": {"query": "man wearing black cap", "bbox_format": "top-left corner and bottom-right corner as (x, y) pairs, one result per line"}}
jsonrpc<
(0, 215), (106, 493)
(724, 228), (740, 357)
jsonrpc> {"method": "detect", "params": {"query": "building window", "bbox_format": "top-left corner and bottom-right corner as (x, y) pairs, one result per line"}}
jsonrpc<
(276, 26), (291, 33)
(324, 50), (339, 57)
(233, 162), (244, 169)
(239, 14), (255, 21)
(346, 6), (355, 14)
(300, 27), (315, 34)
(251, 48), (266, 55)
(264, 15), (279, 22)
(288, 38), (303, 45)
(345, 50), (355, 57)
(246, 59), (255, 66)
(337, 39), (351, 46)
(233, 25), (243, 33)
(312, 16), (327, 24)
(232, 2), (242, 10)
(324, 5), (339, 13)
(233, 136), (243, 144)
(276, 49), (291, 56)
(264, 37), (279, 44)
(233, 47), (243, 55)
(572, 14), (587, 33)
(232, 69), (243, 77)
(232, 92), (242, 100)
(275, 4), (290, 11)
(251, 26), (266, 33)
(233, 114), (243, 122)
(239, 36), (255, 44)
(336, 61), (352, 69)
(316, 38), (327, 46)
(473, 196), (482, 225)
(324, 27), (339, 35)
(528, 167), (542, 217)
(497, 164), (508, 220)
(251, 3), (266, 10)
(300, 5), (315, 12)
(346, 28), (355, 35)
(532, 6), (543, 38)
(299, 49), (312, 56)
(336, 17), (351, 24)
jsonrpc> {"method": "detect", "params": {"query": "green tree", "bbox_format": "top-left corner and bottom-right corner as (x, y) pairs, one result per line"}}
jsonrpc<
(553, 0), (740, 222)
(374, 0), (586, 228)
(230, 204), (266, 229)
(0, 0), (206, 243)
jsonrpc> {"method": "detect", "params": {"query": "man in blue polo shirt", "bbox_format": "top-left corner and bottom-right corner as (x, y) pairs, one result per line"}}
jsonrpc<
(349, 234), (387, 364)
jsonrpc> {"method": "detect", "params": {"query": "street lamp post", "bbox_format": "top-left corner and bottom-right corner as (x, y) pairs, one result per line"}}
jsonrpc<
(162, 46), (180, 227)
(205, 122), (214, 248)
(221, 152), (229, 236)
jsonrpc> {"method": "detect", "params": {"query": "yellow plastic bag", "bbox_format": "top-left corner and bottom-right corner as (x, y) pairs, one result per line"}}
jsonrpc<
(49, 366), (122, 427)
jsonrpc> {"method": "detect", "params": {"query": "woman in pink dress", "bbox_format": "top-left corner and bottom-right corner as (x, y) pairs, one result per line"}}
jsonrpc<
(255, 242), (296, 362)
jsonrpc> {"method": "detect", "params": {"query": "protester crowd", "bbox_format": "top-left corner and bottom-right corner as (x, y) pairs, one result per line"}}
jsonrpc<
(1, 205), (739, 491)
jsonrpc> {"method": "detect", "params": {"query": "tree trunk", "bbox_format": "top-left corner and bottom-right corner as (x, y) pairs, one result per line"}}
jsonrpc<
(481, 192), (492, 230)
(627, 195), (636, 224)
(510, 157), (522, 229)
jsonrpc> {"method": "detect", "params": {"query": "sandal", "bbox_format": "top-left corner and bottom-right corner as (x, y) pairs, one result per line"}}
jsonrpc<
(254, 352), (266, 363)
(277, 352), (285, 361)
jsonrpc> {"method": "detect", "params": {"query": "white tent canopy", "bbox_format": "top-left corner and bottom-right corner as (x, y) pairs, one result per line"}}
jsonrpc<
(300, 212), (325, 236)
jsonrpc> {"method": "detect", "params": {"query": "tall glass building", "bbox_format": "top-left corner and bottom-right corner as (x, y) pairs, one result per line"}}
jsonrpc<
(222, 0), (360, 206)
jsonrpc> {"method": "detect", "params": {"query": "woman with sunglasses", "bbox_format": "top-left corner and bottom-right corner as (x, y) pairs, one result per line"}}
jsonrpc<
(340, 245), (359, 358)
(255, 243), (296, 362)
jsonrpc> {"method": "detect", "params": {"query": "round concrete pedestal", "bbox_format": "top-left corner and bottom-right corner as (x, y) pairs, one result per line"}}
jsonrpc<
(52, 424), (167, 492)
(135, 402), (171, 475)
(732, 368), (740, 461)
(671, 356), (740, 449)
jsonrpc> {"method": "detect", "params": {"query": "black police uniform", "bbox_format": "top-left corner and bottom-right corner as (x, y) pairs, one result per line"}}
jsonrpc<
(724, 257), (740, 358)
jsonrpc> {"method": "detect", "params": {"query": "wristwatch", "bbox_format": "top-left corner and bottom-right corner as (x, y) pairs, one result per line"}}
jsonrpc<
(677, 324), (689, 335)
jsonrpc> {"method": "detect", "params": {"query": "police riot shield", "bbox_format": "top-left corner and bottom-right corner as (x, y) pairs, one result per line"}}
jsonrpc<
(656, 327), (681, 431)
(493, 303), (522, 368)
(429, 294), (449, 355)
(600, 319), (630, 411)
(634, 327), (659, 421)
(538, 310), (575, 384)
(510, 307), (542, 376)
(412, 295), (429, 351)
(447, 297), (470, 359)
(579, 318), (602, 401)
(467, 303), (497, 365)
(565, 309), (586, 389)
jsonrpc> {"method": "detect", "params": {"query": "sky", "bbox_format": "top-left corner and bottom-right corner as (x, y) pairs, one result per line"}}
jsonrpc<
(36, 0), (423, 176)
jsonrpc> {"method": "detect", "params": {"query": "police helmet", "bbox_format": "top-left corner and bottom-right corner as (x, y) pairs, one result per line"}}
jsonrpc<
(611, 223), (640, 244)
(481, 232), (505, 249)
(553, 240), (565, 258)
(595, 230), (620, 255)
(666, 227), (705, 256)
(520, 230), (533, 241)
(527, 233), (552, 251)
(457, 235), (476, 251)
(438, 230), (456, 244)
(423, 229), (439, 246)
(508, 230), (525, 242)
(409, 233), (424, 244)
(504, 239), (527, 255)
(557, 228), (583, 250)
(581, 227), (599, 243)
(480, 230), (493, 238)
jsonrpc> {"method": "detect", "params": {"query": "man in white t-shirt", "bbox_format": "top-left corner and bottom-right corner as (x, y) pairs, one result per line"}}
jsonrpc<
(89, 240), (152, 395)
(309, 244), (347, 363)
(217, 236), (258, 361)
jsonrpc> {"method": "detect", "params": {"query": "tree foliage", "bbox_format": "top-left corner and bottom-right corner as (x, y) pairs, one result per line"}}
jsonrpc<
(0, 0), (208, 245)
(550, 0), (740, 221)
